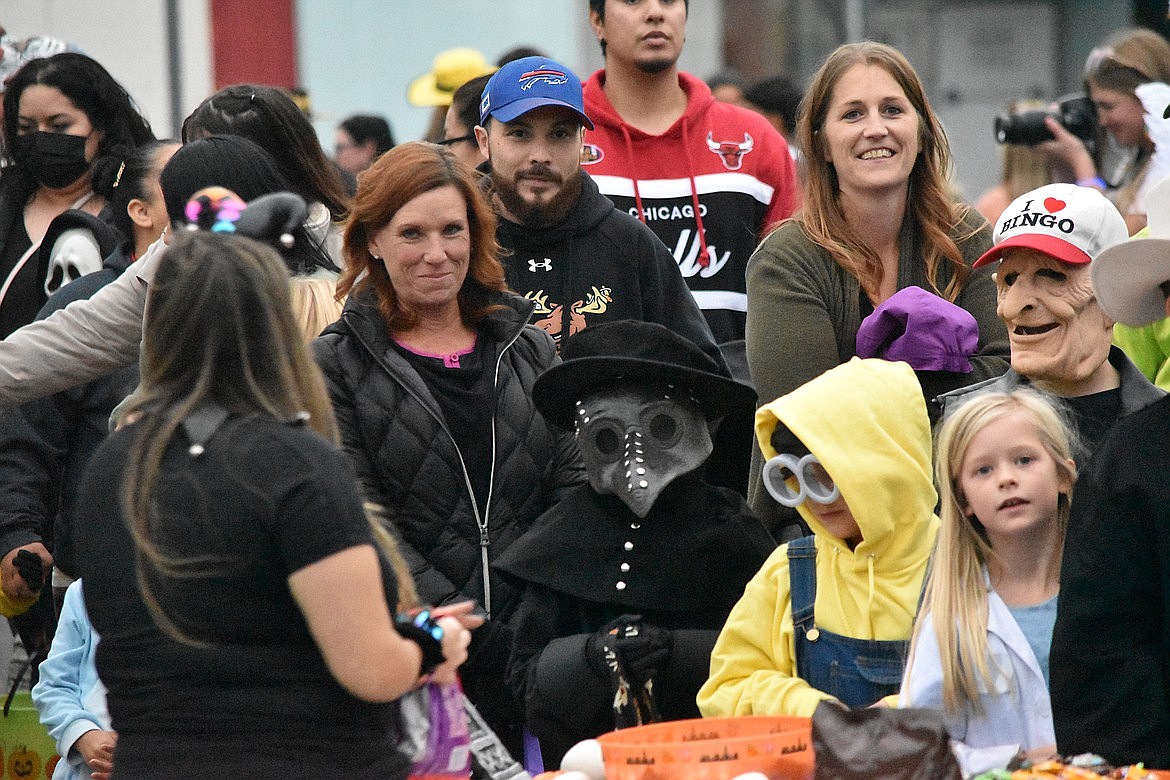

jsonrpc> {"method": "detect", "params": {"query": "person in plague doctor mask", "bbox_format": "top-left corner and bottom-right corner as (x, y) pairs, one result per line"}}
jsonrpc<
(496, 319), (775, 769)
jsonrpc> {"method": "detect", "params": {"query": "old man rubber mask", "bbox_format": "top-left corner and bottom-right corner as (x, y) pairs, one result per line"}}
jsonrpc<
(575, 383), (712, 518)
(995, 247), (1114, 392)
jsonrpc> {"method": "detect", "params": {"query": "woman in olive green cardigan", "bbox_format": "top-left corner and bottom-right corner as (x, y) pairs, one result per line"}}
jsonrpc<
(745, 42), (1009, 538)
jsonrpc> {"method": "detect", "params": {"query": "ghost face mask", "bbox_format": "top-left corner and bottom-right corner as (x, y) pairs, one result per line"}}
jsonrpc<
(575, 384), (713, 518)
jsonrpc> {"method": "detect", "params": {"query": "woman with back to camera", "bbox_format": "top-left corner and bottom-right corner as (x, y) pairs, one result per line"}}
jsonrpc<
(0, 51), (154, 336)
(182, 84), (352, 264)
(744, 41), (1009, 538)
(1038, 27), (1170, 234)
(4, 133), (352, 618)
(313, 141), (584, 754)
(72, 227), (472, 777)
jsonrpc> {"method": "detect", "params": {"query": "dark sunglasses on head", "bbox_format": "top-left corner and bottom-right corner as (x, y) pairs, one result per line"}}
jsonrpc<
(438, 134), (476, 146)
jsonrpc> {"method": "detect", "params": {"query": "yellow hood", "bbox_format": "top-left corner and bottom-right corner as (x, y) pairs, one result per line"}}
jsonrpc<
(755, 358), (938, 638)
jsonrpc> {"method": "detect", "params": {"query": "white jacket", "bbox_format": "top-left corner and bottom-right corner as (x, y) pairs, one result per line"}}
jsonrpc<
(900, 580), (1055, 751)
(0, 236), (159, 406)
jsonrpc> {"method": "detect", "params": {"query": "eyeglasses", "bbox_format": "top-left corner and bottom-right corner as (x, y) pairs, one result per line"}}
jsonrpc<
(762, 453), (840, 507)
(438, 134), (476, 147)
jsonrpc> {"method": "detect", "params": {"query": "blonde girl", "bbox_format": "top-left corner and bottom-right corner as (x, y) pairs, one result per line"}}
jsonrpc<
(901, 390), (1076, 753)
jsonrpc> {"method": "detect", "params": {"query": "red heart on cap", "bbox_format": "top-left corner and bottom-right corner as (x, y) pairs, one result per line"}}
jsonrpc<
(1043, 197), (1066, 213)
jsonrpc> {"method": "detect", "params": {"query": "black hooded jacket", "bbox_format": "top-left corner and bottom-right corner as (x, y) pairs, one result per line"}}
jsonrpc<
(313, 288), (586, 733)
(494, 171), (723, 366)
(313, 289), (584, 614)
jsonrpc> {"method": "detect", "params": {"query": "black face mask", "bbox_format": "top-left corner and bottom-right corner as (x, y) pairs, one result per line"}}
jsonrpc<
(11, 131), (92, 189)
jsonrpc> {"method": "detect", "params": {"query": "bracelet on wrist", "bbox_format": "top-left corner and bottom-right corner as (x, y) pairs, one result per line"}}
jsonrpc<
(395, 609), (446, 678)
(1076, 176), (1107, 191)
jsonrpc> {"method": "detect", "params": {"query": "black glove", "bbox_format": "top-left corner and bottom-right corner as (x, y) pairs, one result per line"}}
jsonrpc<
(586, 614), (673, 686)
(14, 549), (45, 592)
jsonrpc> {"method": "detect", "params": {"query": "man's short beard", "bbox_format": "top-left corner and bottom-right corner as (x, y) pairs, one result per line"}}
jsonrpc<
(636, 56), (676, 75)
(493, 167), (583, 229)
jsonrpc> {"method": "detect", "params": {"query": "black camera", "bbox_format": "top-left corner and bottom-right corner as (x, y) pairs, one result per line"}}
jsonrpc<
(994, 94), (1097, 146)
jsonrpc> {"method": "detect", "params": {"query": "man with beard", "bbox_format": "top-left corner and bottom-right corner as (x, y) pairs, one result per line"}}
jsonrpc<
(473, 55), (722, 366)
(582, 0), (800, 345)
(935, 183), (1163, 462)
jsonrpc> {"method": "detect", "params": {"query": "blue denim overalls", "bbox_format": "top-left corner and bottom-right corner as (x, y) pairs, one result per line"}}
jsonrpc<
(787, 535), (908, 708)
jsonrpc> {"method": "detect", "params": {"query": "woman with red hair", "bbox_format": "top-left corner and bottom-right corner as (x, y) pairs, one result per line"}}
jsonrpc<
(313, 141), (584, 754)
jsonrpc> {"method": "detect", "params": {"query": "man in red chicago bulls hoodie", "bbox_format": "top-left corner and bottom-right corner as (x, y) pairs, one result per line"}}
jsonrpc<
(583, 0), (800, 345)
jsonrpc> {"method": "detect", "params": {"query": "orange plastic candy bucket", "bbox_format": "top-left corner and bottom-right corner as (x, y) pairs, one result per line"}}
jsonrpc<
(596, 716), (813, 780)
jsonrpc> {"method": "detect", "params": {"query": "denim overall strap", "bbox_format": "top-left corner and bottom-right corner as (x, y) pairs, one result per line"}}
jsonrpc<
(787, 536), (909, 708)
(786, 535), (818, 685)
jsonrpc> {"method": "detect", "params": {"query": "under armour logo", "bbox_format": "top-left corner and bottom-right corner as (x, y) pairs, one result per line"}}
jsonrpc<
(529, 258), (553, 272)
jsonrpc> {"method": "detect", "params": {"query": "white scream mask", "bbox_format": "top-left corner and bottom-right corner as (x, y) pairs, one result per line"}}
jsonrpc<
(575, 384), (713, 518)
(44, 227), (103, 296)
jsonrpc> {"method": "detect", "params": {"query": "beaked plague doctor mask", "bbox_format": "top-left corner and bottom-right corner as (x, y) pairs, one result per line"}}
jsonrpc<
(575, 383), (713, 518)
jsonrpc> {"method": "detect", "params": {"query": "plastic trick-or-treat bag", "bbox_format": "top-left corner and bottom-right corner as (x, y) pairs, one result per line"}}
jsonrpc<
(811, 700), (962, 780)
(399, 680), (472, 779)
(2, 685), (60, 779)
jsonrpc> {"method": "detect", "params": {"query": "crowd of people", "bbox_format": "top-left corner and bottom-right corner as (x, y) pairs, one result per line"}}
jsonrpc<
(2, 2), (1170, 777)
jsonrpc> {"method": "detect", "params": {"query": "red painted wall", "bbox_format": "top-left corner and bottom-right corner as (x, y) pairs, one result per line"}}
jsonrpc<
(209, 0), (298, 89)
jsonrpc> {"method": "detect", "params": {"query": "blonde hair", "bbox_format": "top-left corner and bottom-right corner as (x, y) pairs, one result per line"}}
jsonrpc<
(289, 276), (345, 342)
(365, 503), (419, 612)
(911, 389), (1076, 713)
(1000, 101), (1060, 200)
(1083, 29), (1170, 213)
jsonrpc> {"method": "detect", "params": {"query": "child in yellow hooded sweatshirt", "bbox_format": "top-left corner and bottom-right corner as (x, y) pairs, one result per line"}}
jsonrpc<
(697, 358), (939, 716)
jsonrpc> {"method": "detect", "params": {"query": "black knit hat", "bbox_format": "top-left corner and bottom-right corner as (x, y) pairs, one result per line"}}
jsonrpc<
(534, 320), (756, 430)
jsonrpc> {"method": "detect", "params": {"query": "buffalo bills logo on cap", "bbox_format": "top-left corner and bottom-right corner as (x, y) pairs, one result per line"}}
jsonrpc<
(519, 67), (568, 90)
(479, 55), (594, 129)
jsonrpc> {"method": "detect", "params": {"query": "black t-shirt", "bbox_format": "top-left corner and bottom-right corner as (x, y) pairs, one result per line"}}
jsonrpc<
(0, 217), (41, 338)
(392, 334), (498, 513)
(74, 413), (409, 778)
(1064, 387), (1122, 460)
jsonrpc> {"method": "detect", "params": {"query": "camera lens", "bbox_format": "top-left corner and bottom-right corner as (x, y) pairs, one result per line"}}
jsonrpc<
(994, 110), (1055, 146)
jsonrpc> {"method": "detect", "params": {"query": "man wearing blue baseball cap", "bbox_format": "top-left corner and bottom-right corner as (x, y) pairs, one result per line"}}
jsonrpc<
(472, 56), (722, 371)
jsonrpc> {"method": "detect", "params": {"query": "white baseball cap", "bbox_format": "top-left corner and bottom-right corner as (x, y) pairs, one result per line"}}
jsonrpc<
(973, 182), (1128, 268)
(1092, 175), (1170, 326)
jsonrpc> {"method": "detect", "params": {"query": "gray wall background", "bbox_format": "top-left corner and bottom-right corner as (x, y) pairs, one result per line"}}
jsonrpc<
(0, 0), (1142, 201)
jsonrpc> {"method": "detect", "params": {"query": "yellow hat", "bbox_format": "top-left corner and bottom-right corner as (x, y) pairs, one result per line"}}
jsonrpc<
(407, 48), (498, 107)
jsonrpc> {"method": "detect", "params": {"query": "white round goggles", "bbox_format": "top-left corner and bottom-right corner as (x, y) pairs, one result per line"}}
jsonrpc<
(761, 453), (840, 508)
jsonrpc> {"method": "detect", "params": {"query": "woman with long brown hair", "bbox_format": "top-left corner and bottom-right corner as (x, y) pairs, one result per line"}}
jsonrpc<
(74, 230), (471, 777)
(745, 42), (1009, 536)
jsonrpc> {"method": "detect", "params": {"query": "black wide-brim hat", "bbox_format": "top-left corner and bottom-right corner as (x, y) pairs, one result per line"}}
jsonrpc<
(534, 320), (757, 430)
